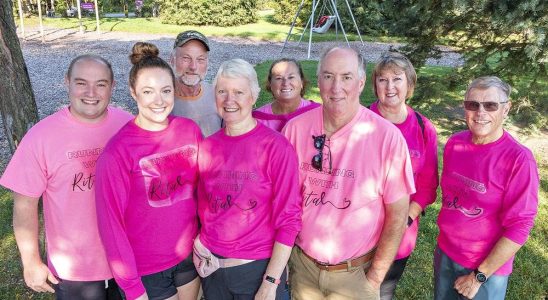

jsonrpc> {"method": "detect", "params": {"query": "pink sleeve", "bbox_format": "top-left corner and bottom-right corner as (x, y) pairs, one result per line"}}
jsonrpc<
(0, 131), (47, 197)
(383, 130), (416, 204)
(412, 119), (439, 209)
(267, 140), (302, 246)
(500, 152), (539, 245)
(95, 151), (145, 300)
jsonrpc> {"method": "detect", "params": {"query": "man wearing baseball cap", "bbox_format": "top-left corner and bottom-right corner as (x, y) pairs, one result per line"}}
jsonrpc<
(170, 30), (222, 137)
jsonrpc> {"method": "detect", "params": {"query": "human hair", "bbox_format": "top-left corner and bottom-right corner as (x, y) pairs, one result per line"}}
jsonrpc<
(213, 58), (260, 100)
(465, 76), (512, 102)
(316, 46), (366, 80)
(265, 58), (308, 97)
(372, 51), (417, 99)
(66, 54), (114, 82)
(129, 42), (175, 90)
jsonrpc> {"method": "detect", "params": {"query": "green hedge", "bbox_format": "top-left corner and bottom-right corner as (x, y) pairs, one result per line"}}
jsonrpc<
(159, 0), (258, 26)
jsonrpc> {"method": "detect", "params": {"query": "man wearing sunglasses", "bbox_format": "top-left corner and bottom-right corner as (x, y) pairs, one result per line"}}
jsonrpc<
(282, 46), (416, 299)
(435, 76), (539, 300)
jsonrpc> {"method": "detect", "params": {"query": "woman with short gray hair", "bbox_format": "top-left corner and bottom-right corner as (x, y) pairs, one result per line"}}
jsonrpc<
(195, 58), (302, 299)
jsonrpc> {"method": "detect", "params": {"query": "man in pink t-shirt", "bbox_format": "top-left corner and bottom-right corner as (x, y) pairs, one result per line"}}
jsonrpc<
(283, 46), (415, 299)
(435, 76), (539, 300)
(0, 55), (133, 299)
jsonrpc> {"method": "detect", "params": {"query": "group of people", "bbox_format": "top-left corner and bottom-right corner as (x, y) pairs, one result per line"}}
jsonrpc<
(0, 30), (539, 300)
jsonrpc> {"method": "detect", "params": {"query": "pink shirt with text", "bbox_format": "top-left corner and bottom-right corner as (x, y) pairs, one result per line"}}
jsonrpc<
(0, 107), (132, 281)
(438, 131), (539, 275)
(370, 101), (439, 259)
(95, 116), (202, 299)
(197, 123), (302, 259)
(282, 106), (415, 264)
(253, 98), (320, 132)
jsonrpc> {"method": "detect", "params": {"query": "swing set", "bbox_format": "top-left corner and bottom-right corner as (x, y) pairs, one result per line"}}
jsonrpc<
(281, 0), (364, 58)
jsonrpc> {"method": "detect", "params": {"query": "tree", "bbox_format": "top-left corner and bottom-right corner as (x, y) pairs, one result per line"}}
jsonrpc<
(0, 0), (39, 153)
(380, 0), (547, 127)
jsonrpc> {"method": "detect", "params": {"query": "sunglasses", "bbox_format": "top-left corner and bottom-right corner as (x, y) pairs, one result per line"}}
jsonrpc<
(311, 134), (332, 174)
(463, 100), (508, 112)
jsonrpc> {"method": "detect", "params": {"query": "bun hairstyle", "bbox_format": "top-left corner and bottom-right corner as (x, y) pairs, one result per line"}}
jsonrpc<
(128, 42), (175, 89)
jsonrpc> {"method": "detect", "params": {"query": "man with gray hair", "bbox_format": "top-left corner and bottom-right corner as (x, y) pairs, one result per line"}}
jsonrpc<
(282, 46), (415, 299)
(170, 30), (222, 136)
(435, 76), (539, 300)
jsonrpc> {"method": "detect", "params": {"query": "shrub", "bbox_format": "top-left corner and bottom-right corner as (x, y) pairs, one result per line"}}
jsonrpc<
(159, 0), (258, 26)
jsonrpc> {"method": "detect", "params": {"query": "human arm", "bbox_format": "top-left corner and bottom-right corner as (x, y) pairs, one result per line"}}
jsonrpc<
(254, 242), (292, 300)
(454, 237), (521, 299)
(409, 118), (439, 221)
(12, 192), (59, 293)
(95, 152), (146, 300)
(365, 196), (409, 289)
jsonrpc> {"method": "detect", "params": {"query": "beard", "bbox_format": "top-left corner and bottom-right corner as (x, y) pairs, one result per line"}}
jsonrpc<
(177, 73), (204, 87)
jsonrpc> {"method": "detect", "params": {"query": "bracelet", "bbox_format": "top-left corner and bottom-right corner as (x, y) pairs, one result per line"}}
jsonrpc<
(263, 275), (281, 285)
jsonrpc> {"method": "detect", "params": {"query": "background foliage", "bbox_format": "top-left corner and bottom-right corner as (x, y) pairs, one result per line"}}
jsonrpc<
(158, 0), (258, 26)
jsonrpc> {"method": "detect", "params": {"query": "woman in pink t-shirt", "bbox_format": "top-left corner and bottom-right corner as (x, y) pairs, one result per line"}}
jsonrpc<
(95, 42), (201, 300)
(196, 58), (302, 300)
(252, 58), (319, 132)
(369, 51), (439, 299)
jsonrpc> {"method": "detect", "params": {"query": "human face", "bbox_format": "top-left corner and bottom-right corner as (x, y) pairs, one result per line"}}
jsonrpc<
(375, 68), (409, 108)
(171, 40), (208, 87)
(131, 68), (175, 131)
(215, 76), (256, 127)
(65, 58), (114, 123)
(269, 61), (303, 104)
(318, 48), (365, 119)
(465, 87), (510, 145)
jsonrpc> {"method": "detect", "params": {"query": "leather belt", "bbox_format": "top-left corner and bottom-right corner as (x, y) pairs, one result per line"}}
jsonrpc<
(301, 247), (377, 272)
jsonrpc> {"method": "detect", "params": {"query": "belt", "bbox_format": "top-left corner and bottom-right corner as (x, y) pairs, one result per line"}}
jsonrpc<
(301, 247), (377, 272)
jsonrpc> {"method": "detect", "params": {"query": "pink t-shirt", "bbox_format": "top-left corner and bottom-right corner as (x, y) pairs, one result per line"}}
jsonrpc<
(253, 98), (320, 132)
(95, 116), (202, 299)
(197, 123), (302, 259)
(438, 130), (539, 275)
(282, 106), (415, 264)
(369, 102), (439, 259)
(0, 107), (132, 281)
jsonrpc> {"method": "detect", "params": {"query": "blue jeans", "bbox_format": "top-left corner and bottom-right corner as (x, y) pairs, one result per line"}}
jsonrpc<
(433, 246), (509, 300)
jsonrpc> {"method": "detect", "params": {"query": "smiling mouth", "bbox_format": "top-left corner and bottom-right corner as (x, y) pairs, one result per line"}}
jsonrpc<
(474, 120), (490, 125)
(151, 107), (167, 113)
(82, 99), (99, 105)
(224, 107), (239, 112)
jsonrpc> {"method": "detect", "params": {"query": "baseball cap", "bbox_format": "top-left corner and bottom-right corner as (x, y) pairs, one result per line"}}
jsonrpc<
(174, 30), (210, 51)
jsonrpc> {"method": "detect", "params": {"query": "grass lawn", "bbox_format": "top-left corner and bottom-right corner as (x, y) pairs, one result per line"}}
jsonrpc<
(1, 59), (546, 299)
(15, 10), (402, 43)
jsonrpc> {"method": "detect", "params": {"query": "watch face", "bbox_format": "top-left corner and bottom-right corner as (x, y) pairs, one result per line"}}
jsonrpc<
(476, 272), (487, 283)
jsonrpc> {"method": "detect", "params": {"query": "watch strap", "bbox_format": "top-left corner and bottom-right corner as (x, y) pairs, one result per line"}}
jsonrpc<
(263, 274), (281, 285)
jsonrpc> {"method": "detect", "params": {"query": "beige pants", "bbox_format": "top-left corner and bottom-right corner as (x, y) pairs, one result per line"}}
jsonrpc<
(290, 247), (379, 300)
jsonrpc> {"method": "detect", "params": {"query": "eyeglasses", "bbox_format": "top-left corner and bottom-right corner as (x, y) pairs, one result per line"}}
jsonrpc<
(311, 134), (332, 174)
(463, 100), (508, 112)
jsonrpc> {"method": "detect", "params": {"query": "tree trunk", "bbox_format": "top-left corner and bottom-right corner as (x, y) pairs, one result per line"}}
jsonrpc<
(0, 0), (39, 154)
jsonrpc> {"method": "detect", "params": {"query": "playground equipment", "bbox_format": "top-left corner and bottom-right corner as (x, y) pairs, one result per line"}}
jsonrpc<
(281, 0), (364, 58)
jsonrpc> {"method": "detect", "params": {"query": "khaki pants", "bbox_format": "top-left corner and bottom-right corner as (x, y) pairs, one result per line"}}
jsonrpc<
(290, 247), (379, 300)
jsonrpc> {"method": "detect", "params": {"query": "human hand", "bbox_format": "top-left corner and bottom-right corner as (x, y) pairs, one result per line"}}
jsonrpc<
(454, 272), (481, 299)
(254, 280), (277, 300)
(23, 262), (59, 293)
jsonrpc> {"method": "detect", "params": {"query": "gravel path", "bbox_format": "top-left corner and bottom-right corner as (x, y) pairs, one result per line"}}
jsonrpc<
(0, 27), (463, 171)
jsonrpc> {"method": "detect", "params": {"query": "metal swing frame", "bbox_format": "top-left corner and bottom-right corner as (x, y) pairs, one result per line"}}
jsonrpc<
(281, 0), (364, 58)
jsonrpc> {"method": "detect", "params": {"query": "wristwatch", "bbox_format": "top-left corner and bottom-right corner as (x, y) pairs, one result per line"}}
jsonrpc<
(263, 275), (281, 285)
(474, 268), (487, 283)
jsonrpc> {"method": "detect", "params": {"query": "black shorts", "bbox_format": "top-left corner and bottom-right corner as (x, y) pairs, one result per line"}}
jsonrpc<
(202, 258), (289, 300)
(124, 253), (198, 300)
(54, 278), (121, 300)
